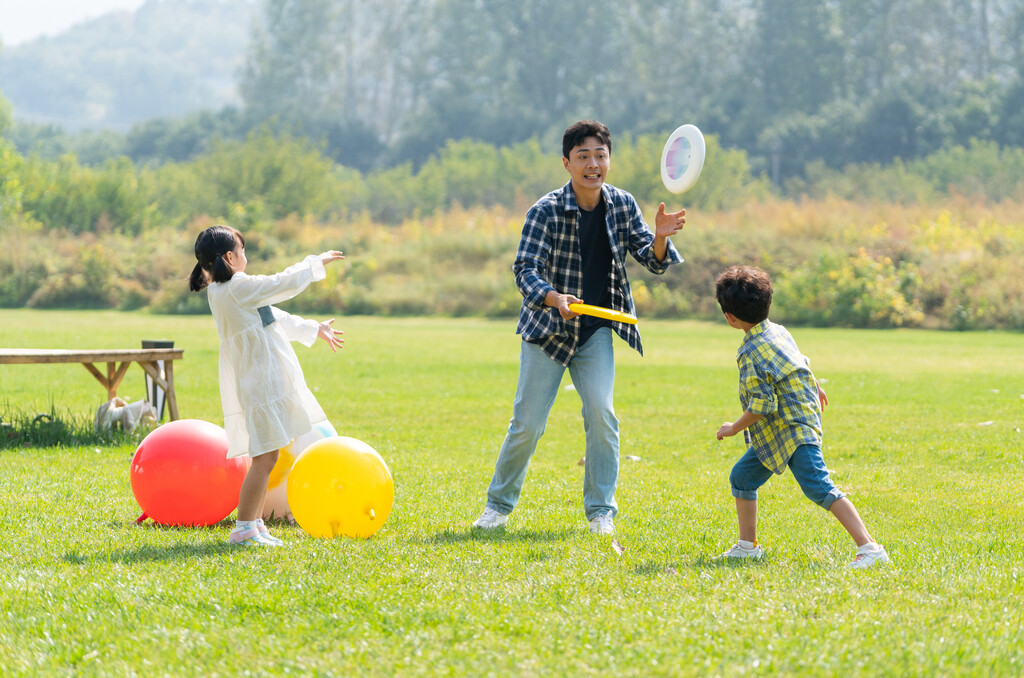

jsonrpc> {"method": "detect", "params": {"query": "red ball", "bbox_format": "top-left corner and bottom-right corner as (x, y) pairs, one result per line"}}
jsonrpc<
(130, 419), (250, 527)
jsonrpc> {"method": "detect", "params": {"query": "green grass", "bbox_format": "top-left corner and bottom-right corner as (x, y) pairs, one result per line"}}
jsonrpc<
(1, 309), (1023, 675)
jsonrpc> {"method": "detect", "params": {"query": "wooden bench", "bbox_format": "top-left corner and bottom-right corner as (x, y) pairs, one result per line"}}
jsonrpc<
(0, 348), (184, 420)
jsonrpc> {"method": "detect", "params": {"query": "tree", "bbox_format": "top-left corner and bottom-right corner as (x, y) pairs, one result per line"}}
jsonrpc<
(240, 0), (428, 169)
(0, 90), (11, 137)
(751, 0), (843, 119)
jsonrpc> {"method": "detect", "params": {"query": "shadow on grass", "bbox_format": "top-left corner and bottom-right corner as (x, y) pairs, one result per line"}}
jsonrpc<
(63, 541), (234, 565)
(421, 527), (578, 545)
(62, 519), (240, 564)
(631, 555), (768, 576)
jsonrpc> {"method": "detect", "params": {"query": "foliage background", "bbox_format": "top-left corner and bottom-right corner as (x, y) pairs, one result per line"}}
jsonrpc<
(2, 0), (1024, 331)
(3, 0), (1024, 182)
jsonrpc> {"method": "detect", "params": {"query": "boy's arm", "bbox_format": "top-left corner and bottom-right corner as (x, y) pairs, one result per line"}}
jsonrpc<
(815, 379), (829, 411)
(716, 411), (764, 441)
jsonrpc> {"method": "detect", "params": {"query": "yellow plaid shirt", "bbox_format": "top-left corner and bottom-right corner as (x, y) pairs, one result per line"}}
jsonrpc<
(736, 320), (822, 474)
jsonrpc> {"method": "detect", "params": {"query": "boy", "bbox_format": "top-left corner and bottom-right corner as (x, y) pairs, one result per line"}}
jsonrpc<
(472, 120), (686, 535)
(714, 265), (889, 569)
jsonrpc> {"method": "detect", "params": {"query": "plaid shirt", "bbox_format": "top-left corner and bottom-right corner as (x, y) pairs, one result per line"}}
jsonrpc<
(514, 181), (683, 365)
(736, 320), (823, 474)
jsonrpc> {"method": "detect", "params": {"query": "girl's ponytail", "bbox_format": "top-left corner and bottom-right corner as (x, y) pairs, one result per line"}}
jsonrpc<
(189, 262), (209, 292)
(190, 225), (246, 292)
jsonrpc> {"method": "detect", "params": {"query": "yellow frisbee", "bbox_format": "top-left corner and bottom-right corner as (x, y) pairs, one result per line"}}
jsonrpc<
(568, 303), (638, 325)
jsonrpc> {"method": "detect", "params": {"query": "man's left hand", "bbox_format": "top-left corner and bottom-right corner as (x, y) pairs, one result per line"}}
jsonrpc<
(655, 203), (686, 238)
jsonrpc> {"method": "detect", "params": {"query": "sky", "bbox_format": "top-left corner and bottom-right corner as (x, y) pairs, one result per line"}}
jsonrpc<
(0, 0), (145, 47)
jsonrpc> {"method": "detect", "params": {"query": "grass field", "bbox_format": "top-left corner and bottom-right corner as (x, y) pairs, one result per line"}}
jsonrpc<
(1, 309), (1022, 676)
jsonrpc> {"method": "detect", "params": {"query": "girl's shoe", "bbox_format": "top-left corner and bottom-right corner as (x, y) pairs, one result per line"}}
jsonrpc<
(256, 521), (284, 546)
(228, 526), (282, 547)
(228, 526), (264, 546)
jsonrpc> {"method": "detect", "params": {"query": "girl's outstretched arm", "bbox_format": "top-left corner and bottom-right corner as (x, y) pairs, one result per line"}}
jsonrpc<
(230, 253), (340, 309)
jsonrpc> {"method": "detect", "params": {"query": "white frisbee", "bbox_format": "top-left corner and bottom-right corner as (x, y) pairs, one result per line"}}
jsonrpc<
(660, 124), (706, 194)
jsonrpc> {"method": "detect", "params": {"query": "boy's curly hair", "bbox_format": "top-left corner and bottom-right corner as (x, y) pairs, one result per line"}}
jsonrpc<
(715, 266), (773, 324)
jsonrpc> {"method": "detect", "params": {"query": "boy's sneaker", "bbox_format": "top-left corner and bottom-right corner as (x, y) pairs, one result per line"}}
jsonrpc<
(716, 540), (763, 560)
(472, 507), (508, 529)
(849, 544), (889, 569)
(588, 511), (615, 535)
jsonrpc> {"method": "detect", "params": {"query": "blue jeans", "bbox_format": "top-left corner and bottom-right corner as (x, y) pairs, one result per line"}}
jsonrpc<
(730, 443), (846, 510)
(485, 328), (619, 520)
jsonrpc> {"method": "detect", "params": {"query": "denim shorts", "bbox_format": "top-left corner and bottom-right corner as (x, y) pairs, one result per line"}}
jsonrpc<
(729, 443), (846, 510)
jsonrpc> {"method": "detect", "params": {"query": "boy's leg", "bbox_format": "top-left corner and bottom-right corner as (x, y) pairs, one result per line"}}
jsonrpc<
(729, 447), (773, 542)
(829, 497), (873, 547)
(567, 328), (619, 521)
(736, 498), (758, 543)
(484, 340), (565, 515)
(787, 444), (872, 545)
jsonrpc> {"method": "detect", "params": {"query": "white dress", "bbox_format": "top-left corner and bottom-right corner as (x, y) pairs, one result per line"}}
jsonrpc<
(207, 255), (330, 457)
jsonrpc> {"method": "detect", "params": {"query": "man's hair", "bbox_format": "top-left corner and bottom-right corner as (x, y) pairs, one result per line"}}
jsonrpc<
(715, 265), (773, 324)
(562, 120), (612, 159)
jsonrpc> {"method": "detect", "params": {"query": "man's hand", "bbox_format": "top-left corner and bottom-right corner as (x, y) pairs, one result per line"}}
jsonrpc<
(317, 318), (344, 352)
(654, 203), (686, 238)
(545, 290), (583, 320)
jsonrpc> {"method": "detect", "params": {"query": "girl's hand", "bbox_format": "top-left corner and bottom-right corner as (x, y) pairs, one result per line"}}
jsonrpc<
(318, 318), (344, 352)
(320, 250), (345, 265)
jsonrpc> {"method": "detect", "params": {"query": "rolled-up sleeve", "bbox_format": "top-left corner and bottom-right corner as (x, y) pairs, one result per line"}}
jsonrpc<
(513, 205), (555, 310)
(739, 356), (778, 416)
(624, 198), (684, 274)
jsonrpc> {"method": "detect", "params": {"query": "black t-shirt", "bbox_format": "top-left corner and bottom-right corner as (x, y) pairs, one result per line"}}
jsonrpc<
(577, 200), (612, 347)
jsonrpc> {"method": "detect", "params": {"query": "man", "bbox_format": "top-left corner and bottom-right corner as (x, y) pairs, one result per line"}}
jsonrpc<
(473, 119), (686, 535)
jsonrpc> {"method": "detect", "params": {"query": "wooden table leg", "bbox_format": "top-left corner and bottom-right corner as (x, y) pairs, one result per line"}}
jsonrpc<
(164, 360), (179, 420)
(82, 361), (131, 399)
(108, 361), (131, 399)
(139, 360), (180, 421)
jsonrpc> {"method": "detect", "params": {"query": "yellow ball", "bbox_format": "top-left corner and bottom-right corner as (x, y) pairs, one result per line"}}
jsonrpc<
(286, 436), (394, 538)
(263, 421), (337, 521)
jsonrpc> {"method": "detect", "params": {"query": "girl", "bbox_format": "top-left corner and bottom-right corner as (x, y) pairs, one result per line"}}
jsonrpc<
(190, 225), (345, 546)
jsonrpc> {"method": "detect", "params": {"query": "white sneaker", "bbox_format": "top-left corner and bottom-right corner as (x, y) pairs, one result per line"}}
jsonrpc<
(588, 511), (615, 535)
(256, 520), (284, 546)
(472, 507), (508, 529)
(716, 540), (763, 560)
(849, 544), (890, 569)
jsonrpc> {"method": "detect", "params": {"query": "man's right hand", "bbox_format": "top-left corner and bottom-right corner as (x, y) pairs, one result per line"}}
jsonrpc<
(545, 290), (583, 319)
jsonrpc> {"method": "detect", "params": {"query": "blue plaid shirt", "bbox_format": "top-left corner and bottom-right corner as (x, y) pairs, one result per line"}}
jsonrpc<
(514, 181), (683, 365)
(737, 320), (823, 474)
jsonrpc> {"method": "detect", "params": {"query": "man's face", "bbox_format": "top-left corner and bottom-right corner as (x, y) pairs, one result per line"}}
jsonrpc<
(563, 136), (610, 193)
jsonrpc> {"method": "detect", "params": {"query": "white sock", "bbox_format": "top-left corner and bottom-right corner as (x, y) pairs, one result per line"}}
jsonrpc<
(738, 539), (756, 550)
(234, 519), (257, 532)
(857, 541), (879, 554)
